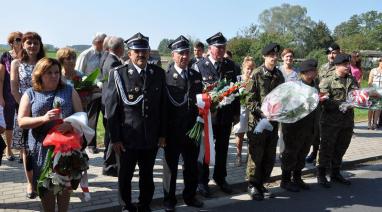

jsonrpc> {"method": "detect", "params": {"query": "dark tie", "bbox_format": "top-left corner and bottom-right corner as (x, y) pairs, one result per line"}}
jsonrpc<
(181, 69), (187, 80)
(214, 61), (221, 71)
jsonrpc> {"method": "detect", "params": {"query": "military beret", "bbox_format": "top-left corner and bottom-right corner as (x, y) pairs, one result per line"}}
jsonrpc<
(333, 53), (351, 65)
(298, 59), (318, 73)
(262, 43), (280, 55)
(206, 32), (227, 46)
(124, 32), (150, 50)
(325, 43), (340, 54)
(168, 35), (190, 52)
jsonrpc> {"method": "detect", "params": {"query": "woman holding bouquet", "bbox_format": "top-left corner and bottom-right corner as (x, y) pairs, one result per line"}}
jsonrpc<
(18, 58), (83, 211)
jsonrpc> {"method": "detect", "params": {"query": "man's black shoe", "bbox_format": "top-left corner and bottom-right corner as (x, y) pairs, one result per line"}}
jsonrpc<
(305, 153), (316, 163)
(317, 175), (331, 188)
(260, 185), (275, 198)
(185, 198), (204, 208)
(136, 204), (151, 212)
(216, 180), (233, 194)
(197, 184), (210, 197)
(248, 185), (264, 201)
(88, 147), (100, 154)
(163, 204), (175, 212)
(280, 181), (300, 192)
(293, 178), (310, 190)
(331, 174), (351, 185)
(102, 167), (118, 177)
(122, 204), (137, 212)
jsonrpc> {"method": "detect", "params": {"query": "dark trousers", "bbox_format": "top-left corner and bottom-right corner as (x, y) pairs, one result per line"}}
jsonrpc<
(102, 106), (116, 171)
(0, 136), (5, 166)
(246, 123), (279, 185)
(198, 123), (232, 185)
(281, 126), (313, 171)
(86, 96), (102, 148)
(118, 148), (158, 208)
(318, 124), (353, 169)
(163, 141), (199, 206)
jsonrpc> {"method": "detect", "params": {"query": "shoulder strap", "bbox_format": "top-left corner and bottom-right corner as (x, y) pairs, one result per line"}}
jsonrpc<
(113, 70), (143, 105)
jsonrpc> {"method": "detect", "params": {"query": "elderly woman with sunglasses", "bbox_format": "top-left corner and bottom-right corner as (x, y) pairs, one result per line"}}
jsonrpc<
(0, 32), (23, 162)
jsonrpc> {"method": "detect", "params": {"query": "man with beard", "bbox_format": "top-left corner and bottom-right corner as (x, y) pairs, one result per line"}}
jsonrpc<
(306, 43), (341, 164)
(105, 32), (167, 212)
(317, 54), (357, 188)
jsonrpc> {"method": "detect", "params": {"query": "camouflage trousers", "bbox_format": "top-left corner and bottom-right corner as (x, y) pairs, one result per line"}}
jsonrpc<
(246, 124), (278, 185)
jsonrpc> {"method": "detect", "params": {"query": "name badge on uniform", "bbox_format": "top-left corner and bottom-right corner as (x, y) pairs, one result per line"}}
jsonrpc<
(128, 94), (134, 100)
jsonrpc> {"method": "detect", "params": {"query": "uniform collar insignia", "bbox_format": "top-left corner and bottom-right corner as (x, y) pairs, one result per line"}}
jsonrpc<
(128, 69), (134, 75)
(149, 69), (154, 75)
(173, 73), (179, 79)
(205, 61), (210, 66)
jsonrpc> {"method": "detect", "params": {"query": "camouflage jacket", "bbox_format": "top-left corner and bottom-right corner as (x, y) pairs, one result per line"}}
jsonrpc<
(247, 65), (285, 128)
(319, 72), (358, 127)
(318, 62), (335, 82)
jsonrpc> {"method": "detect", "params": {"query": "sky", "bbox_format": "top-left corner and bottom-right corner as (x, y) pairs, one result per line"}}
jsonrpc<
(1, 0), (381, 49)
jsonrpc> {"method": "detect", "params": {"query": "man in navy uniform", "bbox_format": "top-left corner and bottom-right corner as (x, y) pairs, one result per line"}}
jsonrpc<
(162, 35), (204, 211)
(105, 32), (167, 212)
(193, 32), (240, 196)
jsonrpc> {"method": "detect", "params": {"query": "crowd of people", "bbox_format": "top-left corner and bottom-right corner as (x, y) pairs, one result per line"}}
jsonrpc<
(0, 30), (381, 212)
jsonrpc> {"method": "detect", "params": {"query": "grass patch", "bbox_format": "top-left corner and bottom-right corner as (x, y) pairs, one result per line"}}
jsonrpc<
(96, 113), (105, 147)
(354, 108), (368, 122)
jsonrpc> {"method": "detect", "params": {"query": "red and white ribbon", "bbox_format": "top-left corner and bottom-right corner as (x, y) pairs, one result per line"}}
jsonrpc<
(196, 93), (215, 165)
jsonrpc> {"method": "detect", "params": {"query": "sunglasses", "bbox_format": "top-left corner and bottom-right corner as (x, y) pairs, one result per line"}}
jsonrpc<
(14, 38), (22, 43)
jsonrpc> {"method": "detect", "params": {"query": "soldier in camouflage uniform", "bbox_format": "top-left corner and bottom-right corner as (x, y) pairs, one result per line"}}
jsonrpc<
(306, 43), (341, 164)
(246, 43), (285, 201)
(317, 54), (358, 188)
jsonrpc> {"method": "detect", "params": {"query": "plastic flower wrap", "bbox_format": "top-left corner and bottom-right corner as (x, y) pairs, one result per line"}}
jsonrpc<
(261, 81), (319, 123)
(347, 88), (382, 110)
(37, 104), (89, 197)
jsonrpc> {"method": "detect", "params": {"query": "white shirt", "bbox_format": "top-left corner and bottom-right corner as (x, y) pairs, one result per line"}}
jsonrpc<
(132, 63), (147, 74)
(208, 55), (217, 67)
(75, 46), (103, 75)
(174, 64), (187, 78)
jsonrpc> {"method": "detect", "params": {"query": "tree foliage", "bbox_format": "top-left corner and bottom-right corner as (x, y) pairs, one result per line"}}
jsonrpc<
(157, 38), (174, 55)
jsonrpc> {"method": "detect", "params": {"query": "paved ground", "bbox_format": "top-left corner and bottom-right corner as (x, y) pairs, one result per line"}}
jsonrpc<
(196, 160), (382, 212)
(0, 122), (382, 212)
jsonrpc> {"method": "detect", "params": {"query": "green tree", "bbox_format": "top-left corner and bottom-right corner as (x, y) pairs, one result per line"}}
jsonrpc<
(333, 10), (382, 51)
(258, 4), (314, 45)
(157, 38), (174, 55)
(227, 37), (254, 64)
(304, 21), (334, 51)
